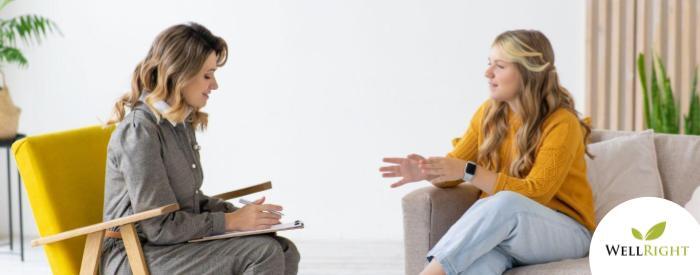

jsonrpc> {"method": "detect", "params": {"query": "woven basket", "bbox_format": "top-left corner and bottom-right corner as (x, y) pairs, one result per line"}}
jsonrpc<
(0, 71), (21, 139)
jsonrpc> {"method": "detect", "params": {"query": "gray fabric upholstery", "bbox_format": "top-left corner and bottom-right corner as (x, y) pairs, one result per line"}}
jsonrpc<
(653, 133), (700, 205)
(402, 184), (481, 275)
(402, 130), (700, 275)
(590, 130), (700, 205)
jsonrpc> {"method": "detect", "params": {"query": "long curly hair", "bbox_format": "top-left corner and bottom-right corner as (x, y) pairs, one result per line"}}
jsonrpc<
(478, 30), (592, 178)
(108, 22), (228, 130)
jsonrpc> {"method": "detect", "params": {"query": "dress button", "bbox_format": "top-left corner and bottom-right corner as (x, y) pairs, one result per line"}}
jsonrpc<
(192, 163), (196, 169)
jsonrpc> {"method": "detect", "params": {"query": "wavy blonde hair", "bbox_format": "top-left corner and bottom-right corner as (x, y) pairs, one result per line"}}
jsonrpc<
(478, 30), (592, 178)
(108, 22), (228, 130)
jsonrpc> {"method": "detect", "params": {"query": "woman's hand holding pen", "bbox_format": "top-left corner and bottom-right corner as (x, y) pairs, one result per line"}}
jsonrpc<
(225, 196), (283, 231)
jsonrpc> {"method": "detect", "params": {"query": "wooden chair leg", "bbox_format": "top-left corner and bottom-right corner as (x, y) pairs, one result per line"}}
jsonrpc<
(121, 223), (150, 275)
(79, 230), (105, 275)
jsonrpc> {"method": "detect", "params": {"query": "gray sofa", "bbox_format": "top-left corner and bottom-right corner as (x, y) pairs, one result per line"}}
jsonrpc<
(402, 130), (700, 275)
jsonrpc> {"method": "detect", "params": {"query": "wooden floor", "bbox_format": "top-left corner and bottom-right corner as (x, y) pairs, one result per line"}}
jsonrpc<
(0, 238), (405, 275)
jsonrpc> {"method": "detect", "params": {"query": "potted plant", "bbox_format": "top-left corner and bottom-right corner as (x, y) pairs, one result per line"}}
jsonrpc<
(0, 0), (59, 139)
(637, 52), (700, 135)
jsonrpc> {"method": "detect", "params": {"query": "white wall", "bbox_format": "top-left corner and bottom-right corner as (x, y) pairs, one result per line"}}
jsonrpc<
(0, 0), (585, 242)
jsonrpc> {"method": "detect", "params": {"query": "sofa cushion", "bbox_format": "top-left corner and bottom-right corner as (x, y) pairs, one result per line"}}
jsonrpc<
(685, 186), (700, 224)
(504, 257), (590, 275)
(653, 133), (700, 205)
(585, 130), (664, 224)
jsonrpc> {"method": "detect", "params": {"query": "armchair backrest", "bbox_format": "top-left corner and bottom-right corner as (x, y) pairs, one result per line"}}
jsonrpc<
(12, 124), (115, 275)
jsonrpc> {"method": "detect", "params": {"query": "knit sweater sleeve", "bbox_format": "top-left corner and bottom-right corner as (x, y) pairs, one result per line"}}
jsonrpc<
(447, 101), (488, 161)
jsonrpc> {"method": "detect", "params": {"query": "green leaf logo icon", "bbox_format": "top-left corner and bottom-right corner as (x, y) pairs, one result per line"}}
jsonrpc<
(644, 221), (666, 241)
(631, 221), (667, 241)
(632, 228), (643, 240)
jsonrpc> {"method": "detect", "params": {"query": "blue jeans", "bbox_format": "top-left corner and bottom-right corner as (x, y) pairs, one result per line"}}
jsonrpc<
(427, 191), (592, 275)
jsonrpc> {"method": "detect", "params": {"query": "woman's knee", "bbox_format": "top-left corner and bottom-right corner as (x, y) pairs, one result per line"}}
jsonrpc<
(276, 237), (300, 275)
(483, 191), (532, 211)
(285, 239), (301, 265)
(247, 236), (286, 265)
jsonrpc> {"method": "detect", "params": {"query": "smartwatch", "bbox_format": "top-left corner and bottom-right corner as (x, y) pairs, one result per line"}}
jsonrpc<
(463, 161), (477, 182)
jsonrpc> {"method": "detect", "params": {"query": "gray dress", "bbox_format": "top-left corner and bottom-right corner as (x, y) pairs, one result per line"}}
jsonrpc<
(101, 103), (299, 275)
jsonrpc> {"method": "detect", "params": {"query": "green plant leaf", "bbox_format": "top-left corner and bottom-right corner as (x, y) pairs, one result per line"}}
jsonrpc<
(0, 14), (61, 47)
(0, 0), (60, 69)
(652, 53), (681, 134)
(662, 77), (679, 134)
(632, 228), (643, 240)
(650, 56), (663, 132)
(656, 54), (670, 132)
(638, 53), (653, 129)
(0, 46), (27, 67)
(686, 67), (700, 135)
(644, 221), (666, 241)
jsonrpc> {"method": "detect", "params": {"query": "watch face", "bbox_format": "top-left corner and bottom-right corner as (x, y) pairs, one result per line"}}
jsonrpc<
(466, 162), (477, 175)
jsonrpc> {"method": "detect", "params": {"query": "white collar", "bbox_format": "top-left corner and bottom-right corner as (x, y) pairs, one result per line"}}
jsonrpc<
(139, 92), (192, 126)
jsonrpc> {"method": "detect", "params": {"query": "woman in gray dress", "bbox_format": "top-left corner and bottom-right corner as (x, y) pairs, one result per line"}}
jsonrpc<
(102, 22), (300, 275)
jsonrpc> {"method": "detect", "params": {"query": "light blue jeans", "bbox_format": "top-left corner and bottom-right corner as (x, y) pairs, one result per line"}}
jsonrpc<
(427, 191), (592, 275)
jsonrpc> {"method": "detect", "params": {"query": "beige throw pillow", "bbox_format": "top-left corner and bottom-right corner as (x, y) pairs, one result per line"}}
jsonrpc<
(586, 130), (664, 224)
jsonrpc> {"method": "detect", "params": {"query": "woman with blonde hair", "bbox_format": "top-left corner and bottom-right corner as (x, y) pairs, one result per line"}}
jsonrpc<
(102, 22), (299, 274)
(380, 30), (595, 274)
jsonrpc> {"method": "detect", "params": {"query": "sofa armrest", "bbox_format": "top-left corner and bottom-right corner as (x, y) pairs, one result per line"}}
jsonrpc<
(211, 181), (272, 201)
(402, 184), (481, 275)
(31, 203), (179, 247)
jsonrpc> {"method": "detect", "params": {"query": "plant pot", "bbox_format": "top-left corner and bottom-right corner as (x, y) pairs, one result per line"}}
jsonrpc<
(0, 72), (21, 139)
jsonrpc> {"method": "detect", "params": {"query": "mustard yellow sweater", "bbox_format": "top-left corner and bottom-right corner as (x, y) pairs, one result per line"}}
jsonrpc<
(448, 100), (596, 232)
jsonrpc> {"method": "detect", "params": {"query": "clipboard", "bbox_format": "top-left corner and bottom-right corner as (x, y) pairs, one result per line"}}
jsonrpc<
(189, 220), (304, 243)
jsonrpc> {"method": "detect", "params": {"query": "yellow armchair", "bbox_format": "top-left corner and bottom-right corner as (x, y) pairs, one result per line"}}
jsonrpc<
(12, 124), (271, 275)
(12, 124), (178, 275)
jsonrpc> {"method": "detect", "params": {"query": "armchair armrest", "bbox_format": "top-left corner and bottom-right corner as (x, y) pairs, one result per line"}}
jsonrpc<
(402, 184), (481, 275)
(32, 203), (179, 247)
(211, 181), (272, 201)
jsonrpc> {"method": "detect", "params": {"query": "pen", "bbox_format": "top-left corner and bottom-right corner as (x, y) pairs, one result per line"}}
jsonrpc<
(238, 198), (285, 216)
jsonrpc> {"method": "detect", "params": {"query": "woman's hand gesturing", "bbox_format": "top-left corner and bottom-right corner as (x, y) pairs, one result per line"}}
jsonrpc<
(380, 154), (431, 188)
(225, 196), (282, 231)
(419, 157), (468, 184)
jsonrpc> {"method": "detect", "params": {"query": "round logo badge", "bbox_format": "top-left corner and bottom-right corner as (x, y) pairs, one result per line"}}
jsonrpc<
(589, 197), (700, 274)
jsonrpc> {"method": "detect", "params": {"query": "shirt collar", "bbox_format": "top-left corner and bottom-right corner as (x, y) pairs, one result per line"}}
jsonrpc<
(139, 92), (192, 126)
